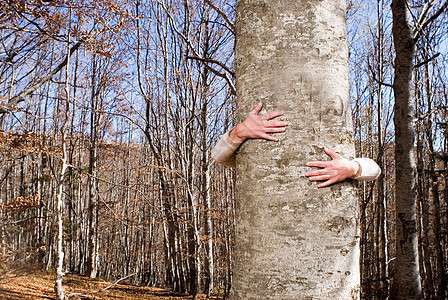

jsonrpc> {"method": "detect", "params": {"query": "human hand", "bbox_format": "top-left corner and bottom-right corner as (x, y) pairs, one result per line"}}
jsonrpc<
(229, 103), (288, 143)
(305, 148), (360, 188)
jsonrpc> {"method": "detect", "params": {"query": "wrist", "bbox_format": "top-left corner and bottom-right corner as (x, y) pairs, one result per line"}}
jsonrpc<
(350, 161), (361, 178)
(229, 124), (246, 143)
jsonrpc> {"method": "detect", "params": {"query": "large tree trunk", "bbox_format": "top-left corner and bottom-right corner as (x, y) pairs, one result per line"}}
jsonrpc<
(232, 0), (360, 298)
(391, 1), (422, 299)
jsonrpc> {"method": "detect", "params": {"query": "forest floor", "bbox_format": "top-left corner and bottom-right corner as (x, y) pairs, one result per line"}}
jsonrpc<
(0, 264), (223, 300)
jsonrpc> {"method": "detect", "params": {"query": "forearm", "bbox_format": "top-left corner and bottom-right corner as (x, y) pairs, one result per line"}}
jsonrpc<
(210, 131), (242, 168)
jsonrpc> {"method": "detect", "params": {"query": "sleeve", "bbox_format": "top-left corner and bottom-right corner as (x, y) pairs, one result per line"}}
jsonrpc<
(352, 158), (381, 181)
(210, 130), (242, 168)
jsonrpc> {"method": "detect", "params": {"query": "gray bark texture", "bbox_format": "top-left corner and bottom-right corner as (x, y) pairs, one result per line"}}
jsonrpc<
(391, 0), (422, 299)
(232, 0), (360, 299)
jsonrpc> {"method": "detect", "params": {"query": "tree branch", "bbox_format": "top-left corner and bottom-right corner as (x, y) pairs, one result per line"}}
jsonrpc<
(158, 1), (236, 94)
(414, 53), (440, 68)
(198, 59), (236, 95)
(413, 0), (435, 34)
(0, 40), (83, 114)
(18, 12), (66, 42)
(367, 63), (394, 88)
(187, 55), (235, 77)
(414, 0), (448, 40)
(66, 272), (137, 298)
(204, 0), (235, 33)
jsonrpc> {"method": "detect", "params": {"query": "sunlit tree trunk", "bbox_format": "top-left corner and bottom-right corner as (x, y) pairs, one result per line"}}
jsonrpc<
(86, 54), (99, 279)
(375, 2), (388, 295)
(232, 0), (360, 298)
(55, 7), (73, 299)
(55, 128), (68, 300)
(391, 0), (422, 299)
(415, 81), (434, 299)
(200, 15), (214, 297)
(424, 61), (444, 300)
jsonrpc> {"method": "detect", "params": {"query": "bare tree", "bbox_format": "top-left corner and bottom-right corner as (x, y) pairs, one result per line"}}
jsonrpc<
(391, 1), (447, 298)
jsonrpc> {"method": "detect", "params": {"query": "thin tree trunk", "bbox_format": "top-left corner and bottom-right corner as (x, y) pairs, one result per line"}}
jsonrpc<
(200, 33), (214, 296)
(391, 0), (422, 298)
(55, 138), (68, 300)
(416, 115), (434, 298)
(375, 3), (388, 296)
(425, 62), (444, 300)
(2, 40), (83, 114)
(86, 56), (99, 279)
(54, 7), (72, 298)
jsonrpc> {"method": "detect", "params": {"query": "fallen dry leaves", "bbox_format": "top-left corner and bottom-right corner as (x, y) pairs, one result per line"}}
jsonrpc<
(0, 266), (223, 300)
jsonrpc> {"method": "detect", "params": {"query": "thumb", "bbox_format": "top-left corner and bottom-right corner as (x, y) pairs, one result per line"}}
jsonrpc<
(250, 102), (263, 115)
(324, 147), (343, 160)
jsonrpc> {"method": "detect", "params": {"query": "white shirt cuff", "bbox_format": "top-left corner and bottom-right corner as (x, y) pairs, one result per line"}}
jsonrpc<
(352, 158), (381, 181)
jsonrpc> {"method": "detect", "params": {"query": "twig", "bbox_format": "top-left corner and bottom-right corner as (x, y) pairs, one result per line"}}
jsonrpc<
(66, 272), (137, 298)
(157, 0), (236, 95)
(1, 40), (83, 114)
(414, 0), (448, 40)
(193, 59), (236, 95)
(204, 0), (235, 32)
(413, 0), (435, 35)
(414, 53), (440, 69)
(187, 55), (235, 78)
(0, 216), (45, 227)
(367, 63), (394, 88)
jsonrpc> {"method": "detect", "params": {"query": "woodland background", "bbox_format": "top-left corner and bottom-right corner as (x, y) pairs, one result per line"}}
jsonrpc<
(0, 0), (447, 299)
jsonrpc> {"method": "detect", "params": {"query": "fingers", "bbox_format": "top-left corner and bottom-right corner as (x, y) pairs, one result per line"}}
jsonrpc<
(261, 133), (279, 142)
(306, 161), (329, 168)
(250, 102), (263, 115)
(245, 104), (287, 141)
(324, 147), (343, 160)
(265, 127), (287, 133)
(249, 103), (286, 123)
(307, 174), (331, 181)
(317, 179), (337, 188)
(305, 169), (328, 177)
(307, 172), (338, 187)
(306, 148), (349, 187)
(262, 110), (284, 120)
(265, 120), (288, 128)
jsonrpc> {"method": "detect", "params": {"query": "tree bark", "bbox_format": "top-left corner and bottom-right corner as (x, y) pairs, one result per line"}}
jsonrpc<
(391, 0), (422, 299)
(232, 0), (360, 298)
(55, 138), (68, 300)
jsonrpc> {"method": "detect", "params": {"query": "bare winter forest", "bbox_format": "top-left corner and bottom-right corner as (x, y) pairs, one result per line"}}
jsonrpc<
(0, 0), (447, 299)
